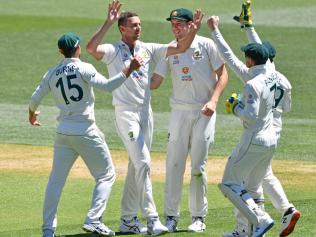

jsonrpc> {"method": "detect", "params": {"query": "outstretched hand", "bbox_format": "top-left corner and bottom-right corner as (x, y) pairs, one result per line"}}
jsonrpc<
(207, 15), (219, 31)
(29, 110), (41, 126)
(190, 9), (204, 31)
(107, 0), (122, 24)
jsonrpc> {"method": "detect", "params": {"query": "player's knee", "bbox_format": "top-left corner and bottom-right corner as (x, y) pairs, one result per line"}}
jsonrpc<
(191, 166), (206, 178)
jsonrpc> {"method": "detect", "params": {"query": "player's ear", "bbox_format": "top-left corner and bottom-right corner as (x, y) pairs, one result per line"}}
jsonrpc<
(59, 48), (65, 55)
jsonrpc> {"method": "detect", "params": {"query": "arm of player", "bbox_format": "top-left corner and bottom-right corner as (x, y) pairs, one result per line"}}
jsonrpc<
(28, 71), (51, 126)
(88, 56), (143, 92)
(150, 58), (168, 90)
(208, 16), (251, 83)
(166, 9), (203, 57)
(201, 64), (228, 117)
(86, 0), (122, 60)
(150, 73), (164, 90)
(234, 83), (259, 125)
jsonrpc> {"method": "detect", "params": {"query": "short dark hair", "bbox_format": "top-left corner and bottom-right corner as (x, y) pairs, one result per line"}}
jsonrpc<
(62, 47), (78, 58)
(118, 11), (139, 27)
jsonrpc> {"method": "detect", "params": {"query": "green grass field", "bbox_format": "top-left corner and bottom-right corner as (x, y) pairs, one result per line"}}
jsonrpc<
(1, 0), (316, 236)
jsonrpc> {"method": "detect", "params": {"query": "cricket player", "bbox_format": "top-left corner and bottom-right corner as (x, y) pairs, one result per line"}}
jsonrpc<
(29, 32), (142, 237)
(150, 8), (228, 233)
(86, 1), (203, 235)
(208, 16), (281, 236)
(209, 1), (300, 236)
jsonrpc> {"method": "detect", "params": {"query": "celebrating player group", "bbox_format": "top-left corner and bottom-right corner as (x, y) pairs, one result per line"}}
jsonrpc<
(28, 1), (300, 237)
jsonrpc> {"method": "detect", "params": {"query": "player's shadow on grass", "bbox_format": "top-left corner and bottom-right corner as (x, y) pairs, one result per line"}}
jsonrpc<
(62, 229), (188, 236)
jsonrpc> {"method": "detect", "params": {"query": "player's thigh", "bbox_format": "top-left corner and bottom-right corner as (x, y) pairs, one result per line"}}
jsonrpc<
(191, 112), (216, 168)
(51, 134), (78, 181)
(167, 110), (191, 160)
(246, 146), (275, 195)
(115, 109), (142, 146)
(74, 129), (115, 178)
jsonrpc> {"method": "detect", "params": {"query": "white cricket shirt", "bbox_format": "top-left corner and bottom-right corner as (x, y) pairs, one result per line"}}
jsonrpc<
(99, 40), (168, 107)
(29, 58), (127, 135)
(154, 35), (224, 109)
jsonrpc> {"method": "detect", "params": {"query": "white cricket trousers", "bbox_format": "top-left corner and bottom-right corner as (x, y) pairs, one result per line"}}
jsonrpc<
(164, 109), (216, 218)
(115, 105), (158, 219)
(261, 132), (293, 213)
(222, 141), (276, 229)
(42, 128), (116, 232)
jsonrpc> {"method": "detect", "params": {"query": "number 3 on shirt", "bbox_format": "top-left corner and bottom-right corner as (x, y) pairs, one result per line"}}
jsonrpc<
(270, 83), (284, 109)
(56, 74), (83, 104)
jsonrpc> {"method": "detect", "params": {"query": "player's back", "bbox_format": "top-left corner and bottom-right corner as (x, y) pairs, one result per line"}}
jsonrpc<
(272, 71), (292, 134)
(45, 58), (96, 135)
(244, 69), (279, 146)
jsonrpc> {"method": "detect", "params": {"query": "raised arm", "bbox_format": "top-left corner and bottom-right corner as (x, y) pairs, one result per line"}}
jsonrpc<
(86, 0), (122, 60)
(166, 9), (203, 57)
(208, 16), (251, 83)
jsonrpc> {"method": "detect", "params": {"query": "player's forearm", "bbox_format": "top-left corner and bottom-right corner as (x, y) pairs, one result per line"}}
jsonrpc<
(150, 74), (164, 90)
(212, 28), (251, 83)
(91, 71), (127, 92)
(246, 28), (262, 44)
(209, 65), (228, 105)
(86, 20), (113, 59)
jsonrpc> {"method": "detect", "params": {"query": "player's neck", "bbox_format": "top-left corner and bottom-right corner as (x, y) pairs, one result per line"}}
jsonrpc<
(121, 37), (137, 50)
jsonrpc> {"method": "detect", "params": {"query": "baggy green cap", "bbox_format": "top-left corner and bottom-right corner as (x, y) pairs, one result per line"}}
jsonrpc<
(58, 32), (80, 51)
(166, 8), (193, 21)
(241, 43), (269, 64)
(262, 41), (276, 61)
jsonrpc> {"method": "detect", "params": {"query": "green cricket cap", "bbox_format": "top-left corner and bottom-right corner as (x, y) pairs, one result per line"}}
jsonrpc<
(166, 8), (193, 21)
(58, 32), (80, 51)
(262, 41), (276, 61)
(241, 43), (269, 64)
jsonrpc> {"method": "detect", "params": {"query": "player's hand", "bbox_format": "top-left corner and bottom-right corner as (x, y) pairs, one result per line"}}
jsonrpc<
(107, 0), (122, 24)
(123, 55), (143, 78)
(207, 16), (219, 31)
(233, 0), (254, 29)
(130, 55), (143, 71)
(190, 9), (204, 31)
(29, 110), (41, 126)
(225, 93), (240, 114)
(201, 100), (216, 117)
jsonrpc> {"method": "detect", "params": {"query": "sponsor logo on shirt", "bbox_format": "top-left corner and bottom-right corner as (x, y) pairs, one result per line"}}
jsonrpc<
(182, 67), (189, 74)
(247, 93), (254, 104)
(173, 55), (179, 64)
(181, 67), (192, 81)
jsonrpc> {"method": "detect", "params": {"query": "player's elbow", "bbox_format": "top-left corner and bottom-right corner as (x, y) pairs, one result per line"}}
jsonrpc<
(86, 44), (102, 61)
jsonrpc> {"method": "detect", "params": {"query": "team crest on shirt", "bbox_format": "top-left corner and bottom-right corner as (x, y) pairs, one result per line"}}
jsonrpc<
(193, 49), (202, 61)
(141, 51), (150, 60)
(128, 131), (135, 141)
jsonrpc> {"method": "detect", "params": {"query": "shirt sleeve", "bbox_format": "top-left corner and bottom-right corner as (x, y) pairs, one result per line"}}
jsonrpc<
(279, 74), (292, 113)
(154, 58), (168, 78)
(246, 29), (262, 44)
(149, 43), (168, 64)
(207, 39), (225, 72)
(29, 70), (52, 112)
(234, 83), (259, 125)
(211, 29), (251, 83)
(99, 43), (118, 65)
(80, 63), (127, 92)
